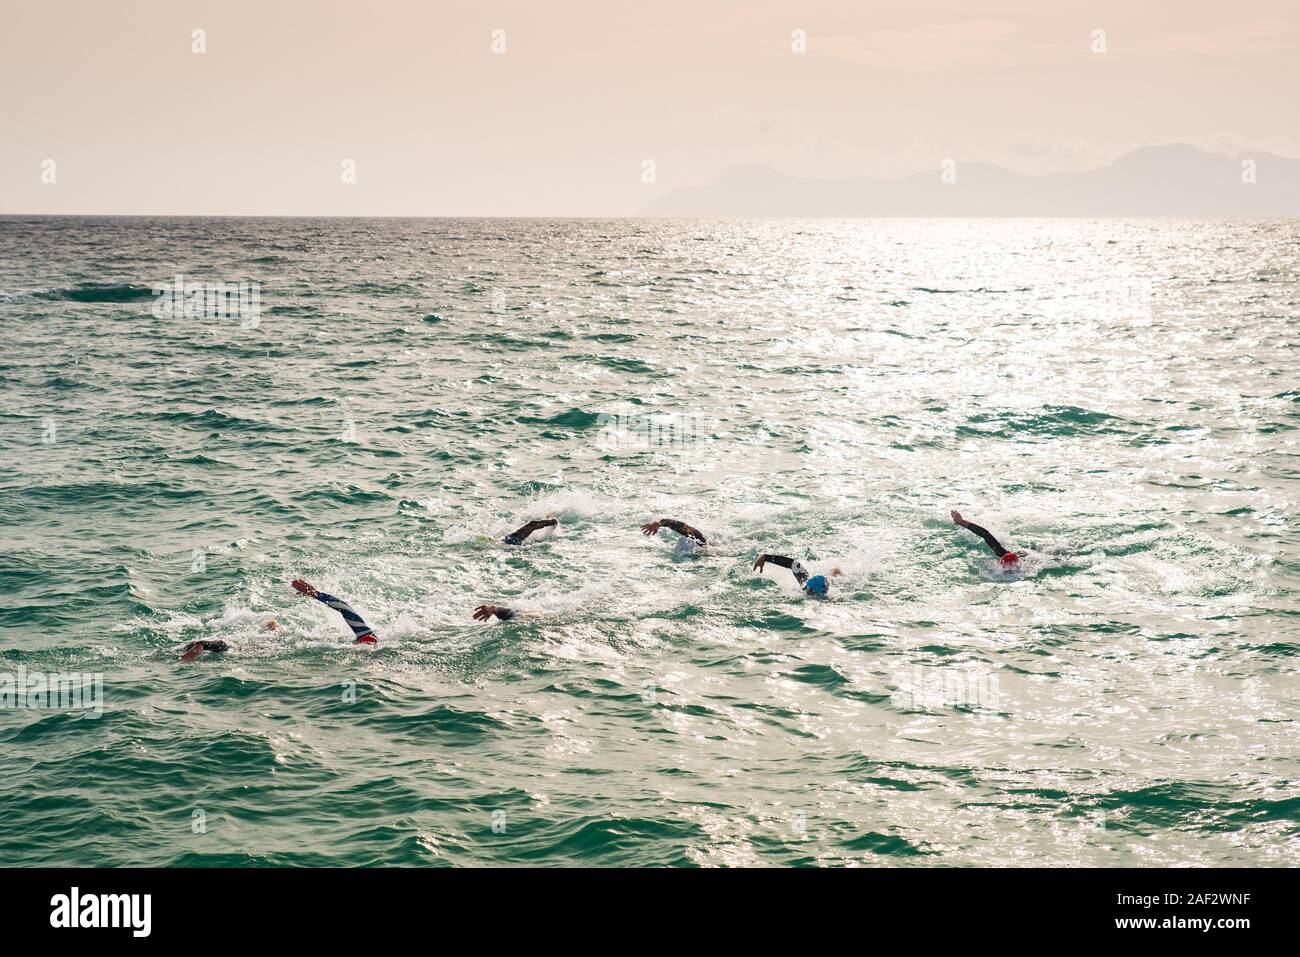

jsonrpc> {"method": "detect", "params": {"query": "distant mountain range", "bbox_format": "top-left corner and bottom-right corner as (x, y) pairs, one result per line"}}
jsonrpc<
(640, 145), (1300, 216)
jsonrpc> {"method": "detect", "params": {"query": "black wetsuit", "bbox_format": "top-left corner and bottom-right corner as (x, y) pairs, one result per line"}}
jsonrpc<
(658, 519), (707, 546)
(962, 522), (1010, 558)
(503, 519), (557, 546)
(181, 639), (229, 657)
(757, 554), (809, 585)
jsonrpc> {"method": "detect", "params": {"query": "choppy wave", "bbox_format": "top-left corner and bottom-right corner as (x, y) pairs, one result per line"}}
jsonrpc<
(35, 282), (158, 303)
(0, 216), (1295, 867)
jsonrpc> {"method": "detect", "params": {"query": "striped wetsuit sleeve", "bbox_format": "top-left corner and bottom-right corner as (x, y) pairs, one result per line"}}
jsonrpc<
(313, 592), (375, 639)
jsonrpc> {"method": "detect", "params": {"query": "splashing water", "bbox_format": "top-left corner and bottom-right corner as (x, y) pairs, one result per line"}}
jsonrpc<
(0, 216), (1295, 866)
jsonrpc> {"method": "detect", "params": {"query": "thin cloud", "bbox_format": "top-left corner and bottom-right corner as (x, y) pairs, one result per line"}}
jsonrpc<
(814, 18), (1023, 70)
(1153, 21), (1300, 56)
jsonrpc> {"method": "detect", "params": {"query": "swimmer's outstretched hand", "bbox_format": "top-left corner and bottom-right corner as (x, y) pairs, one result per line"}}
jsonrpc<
(950, 509), (968, 528)
(473, 605), (500, 622)
(291, 578), (318, 598)
(752, 555), (767, 572)
(640, 521), (662, 536)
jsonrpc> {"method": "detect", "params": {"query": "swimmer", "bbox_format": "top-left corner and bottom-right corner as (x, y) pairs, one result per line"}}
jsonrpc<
(179, 620), (276, 661)
(291, 578), (379, 644)
(502, 518), (558, 546)
(179, 639), (228, 663)
(640, 518), (707, 547)
(752, 553), (841, 597)
(950, 510), (1026, 568)
(472, 604), (519, 622)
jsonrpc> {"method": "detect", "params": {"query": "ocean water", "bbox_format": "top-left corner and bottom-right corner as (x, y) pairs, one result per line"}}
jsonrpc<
(0, 216), (1296, 867)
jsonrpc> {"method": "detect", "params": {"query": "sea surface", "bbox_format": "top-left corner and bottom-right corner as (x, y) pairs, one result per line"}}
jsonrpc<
(0, 216), (1296, 867)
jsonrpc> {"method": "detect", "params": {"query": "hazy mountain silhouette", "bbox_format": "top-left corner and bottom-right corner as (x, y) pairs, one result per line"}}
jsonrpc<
(641, 145), (1300, 216)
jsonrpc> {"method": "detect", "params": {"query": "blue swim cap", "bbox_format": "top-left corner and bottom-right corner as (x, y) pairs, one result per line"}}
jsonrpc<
(804, 575), (829, 596)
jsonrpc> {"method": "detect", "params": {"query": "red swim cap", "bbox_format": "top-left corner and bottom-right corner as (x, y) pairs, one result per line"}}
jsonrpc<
(999, 552), (1021, 566)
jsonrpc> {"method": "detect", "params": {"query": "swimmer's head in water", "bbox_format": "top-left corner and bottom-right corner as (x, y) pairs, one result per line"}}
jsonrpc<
(804, 575), (829, 596)
(999, 552), (1021, 567)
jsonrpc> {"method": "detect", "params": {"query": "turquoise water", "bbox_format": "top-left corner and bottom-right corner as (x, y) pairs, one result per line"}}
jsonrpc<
(1, 216), (1296, 866)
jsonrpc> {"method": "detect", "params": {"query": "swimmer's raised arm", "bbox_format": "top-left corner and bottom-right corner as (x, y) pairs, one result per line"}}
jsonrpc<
(292, 578), (379, 644)
(951, 510), (1022, 566)
(503, 518), (558, 546)
(950, 510), (1008, 557)
(754, 554), (830, 596)
(641, 518), (707, 545)
(753, 553), (809, 584)
(473, 604), (517, 622)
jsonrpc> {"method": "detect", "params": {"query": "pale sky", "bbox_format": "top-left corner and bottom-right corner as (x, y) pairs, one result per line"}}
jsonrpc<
(2, 0), (1297, 215)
